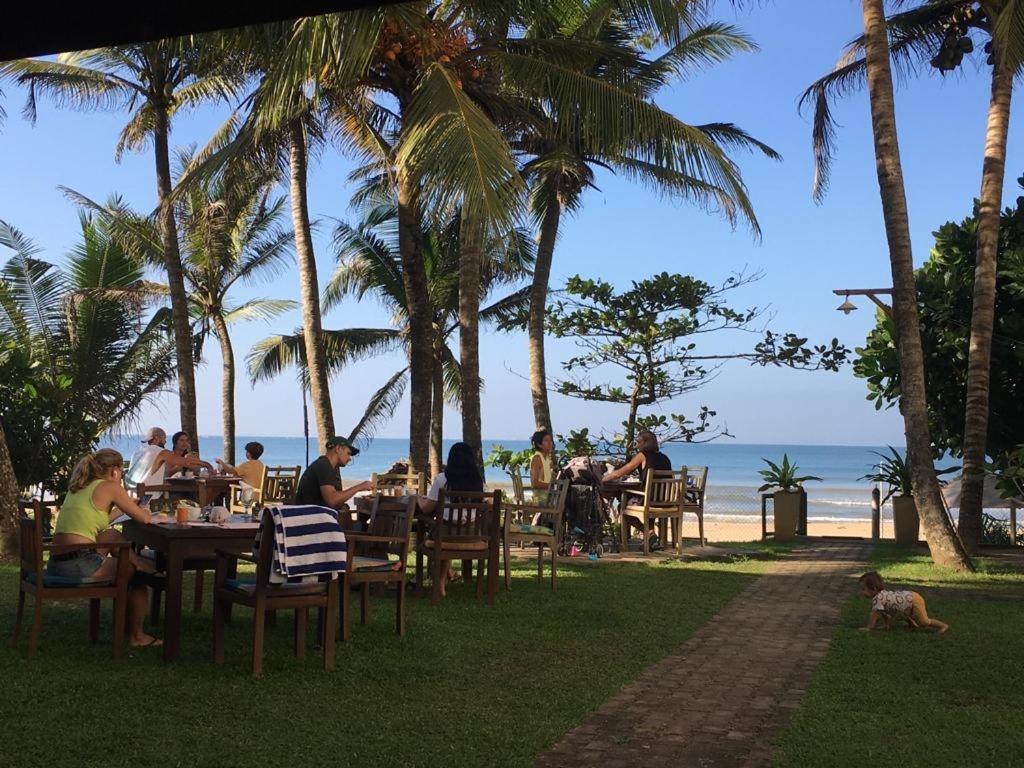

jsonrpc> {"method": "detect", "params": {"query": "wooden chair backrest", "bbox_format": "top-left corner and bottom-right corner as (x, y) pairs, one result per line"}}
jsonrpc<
(508, 472), (526, 505)
(17, 499), (43, 579)
(644, 469), (688, 509)
(254, 509), (276, 588)
(376, 470), (426, 497)
(263, 466), (300, 505)
(539, 479), (570, 512)
(434, 489), (501, 541)
(683, 466), (709, 504)
(367, 496), (417, 558)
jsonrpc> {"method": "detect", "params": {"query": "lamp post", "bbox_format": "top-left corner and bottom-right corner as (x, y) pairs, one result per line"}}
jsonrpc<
(832, 288), (894, 317)
(834, 286), (895, 542)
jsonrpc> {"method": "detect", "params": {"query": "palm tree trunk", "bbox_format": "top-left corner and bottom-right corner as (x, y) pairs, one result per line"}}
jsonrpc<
(459, 216), (484, 476)
(153, 105), (199, 449)
(211, 313), (236, 466)
(430, 347), (444, 478)
(860, 0), (972, 571)
(397, 167), (434, 475)
(288, 118), (335, 452)
(529, 184), (561, 432)
(957, 56), (1014, 552)
(0, 418), (19, 559)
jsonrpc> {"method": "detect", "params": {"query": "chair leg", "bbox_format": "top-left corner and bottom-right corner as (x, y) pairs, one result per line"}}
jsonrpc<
(11, 588), (26, 647)
(323, 582), (337, 671)
(475, 557), (485, 601)
(360, 583), (370, 625)
(676, 518), (683, 555)
(213, 595), (226, 664)
(537, 546), (543, 583)
(193, 570), (204, 613)
(620, 514), (628, 552)
(699, 513), (706, 547)
(89, 598), (100, 644)
(340, 575), (351, 641)
(503, 535), (511, 591)
(293, 608), (307, 660)
(252, 600), (266, 677)
(112, 591), (126, 659)
(28, 596), (43, 658)
(396, 575), (406, 637)
(643, 516), (650, 556)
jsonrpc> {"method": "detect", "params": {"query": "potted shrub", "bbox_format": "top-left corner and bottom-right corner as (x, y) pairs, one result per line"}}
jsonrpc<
(861, 447), (917, 546)
(758, 455), (822, 542)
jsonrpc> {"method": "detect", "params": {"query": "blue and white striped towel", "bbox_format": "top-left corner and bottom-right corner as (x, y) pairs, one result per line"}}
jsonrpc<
(266, 505), (347, 584)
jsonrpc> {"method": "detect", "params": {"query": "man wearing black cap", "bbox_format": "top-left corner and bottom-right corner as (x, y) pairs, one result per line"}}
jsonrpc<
(295, 436), (376, 511)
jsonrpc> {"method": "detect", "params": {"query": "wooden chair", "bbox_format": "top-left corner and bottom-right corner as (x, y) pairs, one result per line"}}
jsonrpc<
(212, 509), (338, 677)
(619, 470), (689, 556)
(11, 499), (132, 658)
(341, 495), (415, 640)
(502, 479), (569, 591)
(679, 466), (708, 547)
(375, 470), (426, 497)
(415, 489), (501, 605)
(263, 465), (300, 505)
(229, 463), (267, 515)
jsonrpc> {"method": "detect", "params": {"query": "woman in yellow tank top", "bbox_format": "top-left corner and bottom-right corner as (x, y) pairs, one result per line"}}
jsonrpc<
(51, 449), (161, 647)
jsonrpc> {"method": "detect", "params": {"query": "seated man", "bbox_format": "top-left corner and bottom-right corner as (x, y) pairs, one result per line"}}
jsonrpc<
(295, 436), (376, 526)
(216, 441), (266, 489)
(125, 427), (166, 490)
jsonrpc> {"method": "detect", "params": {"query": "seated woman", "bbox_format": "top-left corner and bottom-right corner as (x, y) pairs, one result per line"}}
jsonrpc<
(601, 431), (671, 546)
(48, 449), (162, 647)
(529, 429), (555, 492)
(215, 441), (266, 489)
(417, 442), (484, 596)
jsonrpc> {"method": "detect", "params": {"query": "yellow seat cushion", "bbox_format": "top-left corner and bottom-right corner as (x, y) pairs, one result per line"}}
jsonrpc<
(423, 538), (488, 552)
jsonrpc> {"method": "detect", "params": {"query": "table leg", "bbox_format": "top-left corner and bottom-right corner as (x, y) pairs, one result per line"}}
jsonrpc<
(163, 546), (185, 662)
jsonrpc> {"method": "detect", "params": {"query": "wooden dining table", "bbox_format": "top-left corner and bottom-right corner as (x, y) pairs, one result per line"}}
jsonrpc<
(122, 518), (257, 662)
(166, 475), (240, 507)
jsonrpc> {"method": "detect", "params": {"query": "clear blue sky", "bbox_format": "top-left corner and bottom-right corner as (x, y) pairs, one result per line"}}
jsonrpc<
(2, 1), (1021, 446)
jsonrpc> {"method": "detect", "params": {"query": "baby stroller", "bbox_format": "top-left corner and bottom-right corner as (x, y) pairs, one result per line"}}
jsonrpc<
(559, 457), (613, 558)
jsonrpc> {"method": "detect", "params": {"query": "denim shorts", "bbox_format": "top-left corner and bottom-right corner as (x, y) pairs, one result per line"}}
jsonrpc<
(46, 552), (106, 579)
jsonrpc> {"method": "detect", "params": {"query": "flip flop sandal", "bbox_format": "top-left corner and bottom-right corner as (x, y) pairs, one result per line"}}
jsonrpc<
(131, 637), (163, 648)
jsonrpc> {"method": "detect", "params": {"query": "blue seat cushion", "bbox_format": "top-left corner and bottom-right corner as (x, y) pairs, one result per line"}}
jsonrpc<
(224, 577), (257, 591)
(351, 556), (402, 573)
(509, 523), (555, 536)
(27, 572), (112, 588)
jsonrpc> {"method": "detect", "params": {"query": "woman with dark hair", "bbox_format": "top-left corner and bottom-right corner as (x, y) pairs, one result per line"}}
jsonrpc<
(418, 442), (484, 594)
(602, 431), (671, 546)
(529, 429), (555, 491)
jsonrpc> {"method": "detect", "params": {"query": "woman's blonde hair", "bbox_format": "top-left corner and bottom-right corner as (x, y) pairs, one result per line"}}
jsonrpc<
(68, 449), (124, 493)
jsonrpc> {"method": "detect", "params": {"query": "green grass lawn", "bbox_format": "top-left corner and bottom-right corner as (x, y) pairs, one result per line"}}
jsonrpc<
(772, 543), (1024, 767)
(0, 553), (774, 768)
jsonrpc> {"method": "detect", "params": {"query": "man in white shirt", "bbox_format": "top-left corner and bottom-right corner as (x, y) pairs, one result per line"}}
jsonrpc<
(125, 427), (166, 489)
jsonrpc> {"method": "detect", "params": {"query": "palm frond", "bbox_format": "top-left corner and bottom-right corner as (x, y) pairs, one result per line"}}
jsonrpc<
(224, 298), (297, 325)
(346, 367), (409, 444)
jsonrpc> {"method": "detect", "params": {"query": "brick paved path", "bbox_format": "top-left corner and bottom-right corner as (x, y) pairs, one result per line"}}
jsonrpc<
(535, 540), (873, 768)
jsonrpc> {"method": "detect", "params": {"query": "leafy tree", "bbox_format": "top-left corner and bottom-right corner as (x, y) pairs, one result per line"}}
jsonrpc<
(539, 272), (849, 455)
(0, 217), (177, 499)
(856, 181), (1024, 462)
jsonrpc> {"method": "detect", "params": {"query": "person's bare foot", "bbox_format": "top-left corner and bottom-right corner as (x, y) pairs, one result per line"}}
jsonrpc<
(937, 625), (949, 634)
(130, 633), (163, 648)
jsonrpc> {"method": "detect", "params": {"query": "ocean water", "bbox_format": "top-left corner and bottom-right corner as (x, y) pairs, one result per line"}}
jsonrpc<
(104, 434), (911, 523)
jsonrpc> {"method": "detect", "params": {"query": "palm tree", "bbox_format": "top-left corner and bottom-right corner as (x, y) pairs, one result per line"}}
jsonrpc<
(802, 0), (1024, 551)
(247, 199), (533, 474)
(512, 13), (779, 431)
(0, 40), (245, 450)
(0, 216), (178, 496)
(856, 0), (972, 570)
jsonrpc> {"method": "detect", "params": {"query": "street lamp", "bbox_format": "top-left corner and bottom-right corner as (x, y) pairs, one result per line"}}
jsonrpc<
(832, 288), (894, 318)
